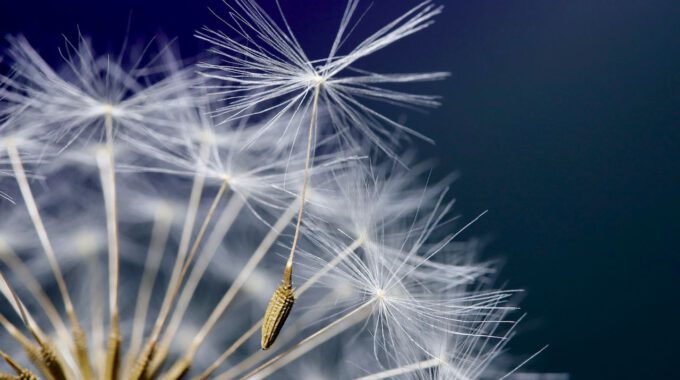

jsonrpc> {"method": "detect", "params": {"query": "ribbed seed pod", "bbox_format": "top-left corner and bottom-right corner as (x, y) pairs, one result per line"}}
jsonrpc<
(0, 370), (38, 380)
(146, 343), (170, 378)
(73, 325), (94, 380)
(104, 322), (121, 380)
(21, 344), (50, 380)
(128, 340), (156, 380)
(39, 343), (68, 380)
(261, 279), (295, 350)
(17, 371), (38, 380)
(0, 351), (38, 380)
(159, 355), (191, 380)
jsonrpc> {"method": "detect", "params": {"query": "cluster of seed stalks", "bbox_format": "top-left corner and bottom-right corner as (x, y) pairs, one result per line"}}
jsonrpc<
(0, 1), (543, 379)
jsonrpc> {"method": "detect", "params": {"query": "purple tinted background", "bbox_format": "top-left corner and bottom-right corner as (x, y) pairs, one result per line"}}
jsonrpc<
(1, 1), (679, 378)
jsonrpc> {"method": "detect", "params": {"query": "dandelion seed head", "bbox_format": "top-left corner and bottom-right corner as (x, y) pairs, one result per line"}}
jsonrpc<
(0, 1), (544, 378)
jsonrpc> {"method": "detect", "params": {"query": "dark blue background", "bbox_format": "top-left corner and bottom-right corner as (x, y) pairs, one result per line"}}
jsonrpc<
(1, 1), (678, 378)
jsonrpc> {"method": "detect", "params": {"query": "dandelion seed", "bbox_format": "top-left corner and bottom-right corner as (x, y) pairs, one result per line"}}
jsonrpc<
(260, 264), (295, 350)
(199, 0), (448, 158)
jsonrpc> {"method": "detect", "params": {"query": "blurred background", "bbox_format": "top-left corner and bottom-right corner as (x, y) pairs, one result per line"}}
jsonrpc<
(0, 0), (678, 378)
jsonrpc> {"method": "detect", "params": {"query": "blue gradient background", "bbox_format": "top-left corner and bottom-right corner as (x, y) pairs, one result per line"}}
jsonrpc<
(1, 1), (678, 378)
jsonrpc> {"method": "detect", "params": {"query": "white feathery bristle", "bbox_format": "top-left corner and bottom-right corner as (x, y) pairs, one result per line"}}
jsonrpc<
(197, 0), (449, 161)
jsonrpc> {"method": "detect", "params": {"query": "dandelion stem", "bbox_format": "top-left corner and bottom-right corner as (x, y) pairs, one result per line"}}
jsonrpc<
(125, 204), (173, 372)
(257, 83), (322, 354)
(134, 144), (209, 378)
(179, 178), (230, 286)
(0, 242), (70, 344)
(168, 194), (244, 332)
(98, 113), (121, 380)
(150, 139), (210, 342)
(103, 115), (119, 318)
(236, 300), (375, 380)
(6, 142), (92, 377)
(192, 323), (261, 380)
(283, 84), (321, 281)
(6, 142), (74, 322)
(161, 200), (298, 380)
(155, 178), (229, 338)
(157, 193), (247, 379)
(142, 178), (230, 377)
(0, 270), (45, 341)
(91, 281), (106, 378)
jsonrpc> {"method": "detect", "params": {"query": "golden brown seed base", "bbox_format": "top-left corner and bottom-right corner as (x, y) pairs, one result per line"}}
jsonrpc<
(261, 282), (295, 350)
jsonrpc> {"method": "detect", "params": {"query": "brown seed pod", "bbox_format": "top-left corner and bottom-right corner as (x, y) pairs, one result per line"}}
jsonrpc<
(0, 351), (37, 380)
(17, 371), (38, 380)
(128, 340), (156, 380)
(39, 342), (68, 380)
(73, 325), (94, 380)
(261, 276), (295, 350)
